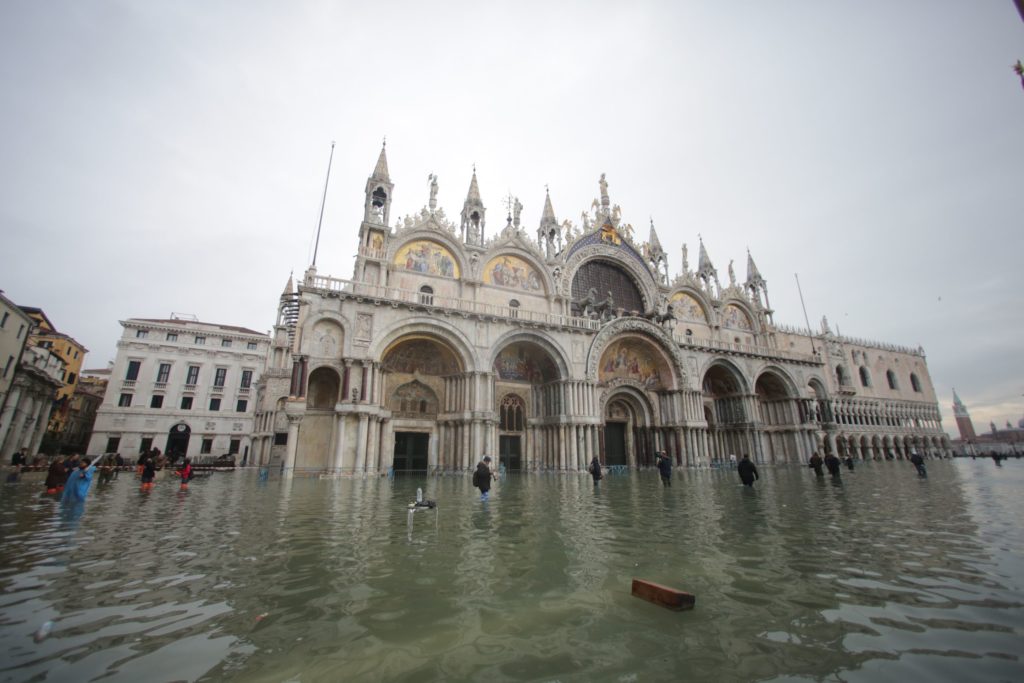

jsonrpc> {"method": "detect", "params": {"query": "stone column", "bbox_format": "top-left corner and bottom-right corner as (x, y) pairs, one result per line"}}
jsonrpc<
(28, 397), (53, 455)
(354, 413), (368, 472)
(332, 413), (347, 472)
(0, 384), (23, 450)
(284, 414), (302, 476)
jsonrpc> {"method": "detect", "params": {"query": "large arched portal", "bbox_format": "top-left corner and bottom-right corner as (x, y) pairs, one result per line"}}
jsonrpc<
(702, 362), (751, 464)
(383, 336), (463, 472)
(492, 340), (562, 471)
(754, 370), (803, 464)
(596, 335), (671, 468)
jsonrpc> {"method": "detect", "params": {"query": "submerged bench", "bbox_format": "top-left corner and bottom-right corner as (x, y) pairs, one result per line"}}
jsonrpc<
(631, 578), (696, 611)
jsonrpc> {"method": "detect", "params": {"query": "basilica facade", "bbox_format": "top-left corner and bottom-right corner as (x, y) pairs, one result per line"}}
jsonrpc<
(250, 146), (950, 474)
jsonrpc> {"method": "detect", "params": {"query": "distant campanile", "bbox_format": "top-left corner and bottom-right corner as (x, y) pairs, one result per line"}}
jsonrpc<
(952, 390), (976, 441)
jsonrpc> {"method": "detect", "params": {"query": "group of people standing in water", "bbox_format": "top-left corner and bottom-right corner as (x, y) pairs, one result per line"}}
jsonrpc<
(471, 446), (942, 501)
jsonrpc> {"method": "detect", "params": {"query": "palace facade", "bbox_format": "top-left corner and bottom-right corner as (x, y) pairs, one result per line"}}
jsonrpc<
(251, 146), (950, 474)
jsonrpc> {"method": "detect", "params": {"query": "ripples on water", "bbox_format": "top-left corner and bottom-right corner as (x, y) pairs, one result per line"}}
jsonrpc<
(1, 460), (1022, 682)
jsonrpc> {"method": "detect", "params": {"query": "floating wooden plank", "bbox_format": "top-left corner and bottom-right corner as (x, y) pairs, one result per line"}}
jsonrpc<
(631, 578), (695, 611)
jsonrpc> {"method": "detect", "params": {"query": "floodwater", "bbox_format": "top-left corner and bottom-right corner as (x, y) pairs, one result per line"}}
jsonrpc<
(1, 459), (1022, 683)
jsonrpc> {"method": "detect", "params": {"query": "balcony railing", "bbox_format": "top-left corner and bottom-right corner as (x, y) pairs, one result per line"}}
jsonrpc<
(183, 383), (197, 393)
(121, 380), (136, 389)
(305, 274), (602, 331)
(303, 274), (820, 364)
(238, 386), (250, 395)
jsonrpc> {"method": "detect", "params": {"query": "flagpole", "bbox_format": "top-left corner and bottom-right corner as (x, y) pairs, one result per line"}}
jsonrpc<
(312, 141), (336, 267)
(795, 273), (817, 355)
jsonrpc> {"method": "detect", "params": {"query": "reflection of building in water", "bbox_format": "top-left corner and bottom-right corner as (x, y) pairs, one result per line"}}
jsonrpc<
(950, 390), (1023, 455)
(251, 144), (950, 474)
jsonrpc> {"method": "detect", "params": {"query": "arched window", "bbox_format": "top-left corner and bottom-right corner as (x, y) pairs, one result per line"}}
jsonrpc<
(859, 366), (871, 387)
(418, 285), (434, 305)
(836, 365), (849, 386)
(500, 394), (525, 432)
(910, 373), (922, 392)
(886, 370), (899, 390)
(509, 299), (520, 318)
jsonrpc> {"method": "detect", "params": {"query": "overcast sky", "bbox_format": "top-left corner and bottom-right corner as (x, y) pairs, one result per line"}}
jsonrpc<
(1, 1), (1021, 437)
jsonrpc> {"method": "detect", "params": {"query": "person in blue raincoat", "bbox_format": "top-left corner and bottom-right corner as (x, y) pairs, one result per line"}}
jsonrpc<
(61, 456), (102, 504)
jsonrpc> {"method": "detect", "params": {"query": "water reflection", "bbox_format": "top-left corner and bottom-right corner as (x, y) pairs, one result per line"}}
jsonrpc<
(0, 461), (1022, 682)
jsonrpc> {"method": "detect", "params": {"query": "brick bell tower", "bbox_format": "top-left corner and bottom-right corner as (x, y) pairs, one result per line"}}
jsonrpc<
(952, 389), (976, 441)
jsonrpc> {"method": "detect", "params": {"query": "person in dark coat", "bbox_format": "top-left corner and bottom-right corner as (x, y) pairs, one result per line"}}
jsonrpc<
(844, 455), (855, 471)
(738, 454), (759, 487)
(808, 452), (824, 477)
(140, 456), (156, 491)
(588, 456), (603, 485)
(472, 455), (495, 501)
(910, 451), (927, 477)
(655, 451), (672, 487)
(824, 453), (841, 477)
(45, 457), (67, 493)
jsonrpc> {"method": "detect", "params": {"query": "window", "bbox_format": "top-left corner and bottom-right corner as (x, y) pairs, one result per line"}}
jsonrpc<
(105, 437), (121, 453)
(214, 368), (227, 387)
(910, 373), (922, 392)
(887, 370), (898, 390)
(181, 396), (193, 410)
(17, 324), (24, 339)
(509, 299), (520, 318)
(167, 333), (178, 342)
(140, 437), (153, 453)
(150, 395), (163, 409)
(236, 399), (248, 412)
(4, 356), (13, 378)
(240, 370), (253, 388)
(73, 350), (78, 359)
(0, 311), (7, 328)
(195, 336), (206, 345)
(156, 363), (171, 384)
(201, 438), (213, 454)
(126, 360), (141, 381)
(859, 367), (871, 387)
(274, 432), (288, 445)
(247, 341), (258, 350)
(418, 285), (434, 305)
(118, 393), (133, 407)
(136, 330), (148, 339)
(209, 398), (221, 411)
(229, 439), (240, 455)
(221, 339), (232, 348)
(186, 365), (200, 386)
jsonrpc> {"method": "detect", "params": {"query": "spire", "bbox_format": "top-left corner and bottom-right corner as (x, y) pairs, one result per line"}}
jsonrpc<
(746, 248), (763, 283)
(538, 187), (559, 258)
(460, 167), (486, 245)
(952, 389), (966, 412)
(696, 236), (720, 295)
(282, 272), (294, 297)
(541, 187), (556, 225)
(648, 218), (663, 253)
(372, 139), (389, 180)
(363, 140), (394, 226)
(698, 238), (713, 271)
(467, 168), (481, 202)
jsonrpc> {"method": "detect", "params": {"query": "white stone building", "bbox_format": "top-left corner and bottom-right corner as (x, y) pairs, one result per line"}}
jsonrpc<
(251, 145), (950, 475)
(88, 317), (269, 460)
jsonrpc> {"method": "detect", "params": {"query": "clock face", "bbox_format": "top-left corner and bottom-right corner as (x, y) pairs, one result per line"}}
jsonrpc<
(177, 424), (187, 432)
